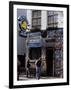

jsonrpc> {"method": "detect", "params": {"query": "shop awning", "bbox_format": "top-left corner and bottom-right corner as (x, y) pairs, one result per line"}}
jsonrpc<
(28, 43), (42, 48)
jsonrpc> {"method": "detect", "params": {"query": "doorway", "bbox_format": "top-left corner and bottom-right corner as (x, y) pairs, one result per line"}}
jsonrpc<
(46, 47), (54, 76)
(29, 47), (41, 59)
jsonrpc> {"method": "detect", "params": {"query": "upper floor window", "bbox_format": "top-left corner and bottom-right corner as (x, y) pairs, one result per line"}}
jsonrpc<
(32, 10), (41, 29)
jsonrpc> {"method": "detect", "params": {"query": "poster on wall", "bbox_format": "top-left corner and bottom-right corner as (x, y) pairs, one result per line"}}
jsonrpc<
(9, 1), (69, 88)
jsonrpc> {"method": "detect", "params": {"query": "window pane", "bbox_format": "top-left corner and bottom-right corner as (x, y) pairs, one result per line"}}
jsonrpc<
(37, 11), (41, 17)
(54, 15), (58, 23)
(32, 11), (37, 18)
(37, 18), (41, 25)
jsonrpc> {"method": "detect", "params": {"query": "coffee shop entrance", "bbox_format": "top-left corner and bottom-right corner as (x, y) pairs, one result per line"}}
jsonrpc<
(25, 28), (63, 78)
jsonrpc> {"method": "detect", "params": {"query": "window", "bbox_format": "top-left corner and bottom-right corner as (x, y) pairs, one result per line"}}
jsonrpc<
(37, 18), (41, 25)
(32, 11), (37, 18)
(32, 10), (41, 29)
(47, 11), (58, 27)
(47, 11), (63, 28)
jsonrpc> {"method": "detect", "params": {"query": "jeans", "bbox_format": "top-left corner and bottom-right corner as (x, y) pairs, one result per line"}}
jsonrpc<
(36, 66), (41, 79)
(26, 68), (31, 77)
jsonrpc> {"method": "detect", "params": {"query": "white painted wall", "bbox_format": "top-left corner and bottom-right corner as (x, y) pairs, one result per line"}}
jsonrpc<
(58, 13), (63, 28)
(27, 10), (32, 29)
(27, 10), (48, 30)
(41, 11), (47, 30)
(17, 9), (27, 55)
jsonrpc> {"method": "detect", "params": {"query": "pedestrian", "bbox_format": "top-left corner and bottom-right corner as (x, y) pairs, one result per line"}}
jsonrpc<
(26, 59), (31, 78)
(35, 57), (42, 80)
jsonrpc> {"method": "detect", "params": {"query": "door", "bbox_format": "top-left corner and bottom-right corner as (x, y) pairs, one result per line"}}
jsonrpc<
(46, 48), (53, 76)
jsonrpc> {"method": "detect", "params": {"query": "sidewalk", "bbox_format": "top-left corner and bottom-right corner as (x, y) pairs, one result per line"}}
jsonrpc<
(18, 74), (59, 81)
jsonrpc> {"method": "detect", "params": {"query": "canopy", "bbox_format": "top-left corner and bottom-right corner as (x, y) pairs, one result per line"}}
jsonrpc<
(28, 42), (42, 48)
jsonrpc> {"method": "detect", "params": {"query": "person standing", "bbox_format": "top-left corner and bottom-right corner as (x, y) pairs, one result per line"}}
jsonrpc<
(35, 58), (41, 80)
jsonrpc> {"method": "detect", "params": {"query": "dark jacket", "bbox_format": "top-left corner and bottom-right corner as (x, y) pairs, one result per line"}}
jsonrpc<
(27, 61), (30, 68)
(36, 60), (41, 67)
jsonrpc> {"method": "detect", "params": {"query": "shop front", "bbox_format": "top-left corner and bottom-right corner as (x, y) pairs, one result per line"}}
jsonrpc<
(25, 28), (63, 77)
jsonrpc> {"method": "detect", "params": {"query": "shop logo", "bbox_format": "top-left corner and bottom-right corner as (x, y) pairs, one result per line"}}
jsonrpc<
(18, 16), (29, 37)
(18, 15), (28, 31)
(21, 21), (27, 30)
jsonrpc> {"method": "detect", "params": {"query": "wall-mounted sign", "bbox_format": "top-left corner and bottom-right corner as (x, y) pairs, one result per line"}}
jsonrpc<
(28, 42), (42, 48)
(18, 15), (29, 37)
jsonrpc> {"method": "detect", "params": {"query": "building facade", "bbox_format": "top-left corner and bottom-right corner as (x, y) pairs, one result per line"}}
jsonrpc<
(25, 10), (63, 77)
(27, 10), (63, 29)
(17, 9), (63, 78)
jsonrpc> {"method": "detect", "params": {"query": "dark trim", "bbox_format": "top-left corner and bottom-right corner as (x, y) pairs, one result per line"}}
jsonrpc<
(12, 82), (68, 88)
(46, 27), (63, 31)
(67, 5), (69, 85)
(9, 1), (69, 8)
(9, 2), (13, 88)
(30, 28), (41, 32)
(29, 28), (63, 33)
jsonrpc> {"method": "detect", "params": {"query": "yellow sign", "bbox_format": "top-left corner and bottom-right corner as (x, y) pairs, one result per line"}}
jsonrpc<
(21, 21), (27, 30)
